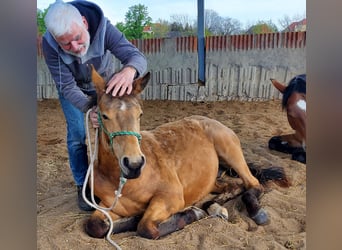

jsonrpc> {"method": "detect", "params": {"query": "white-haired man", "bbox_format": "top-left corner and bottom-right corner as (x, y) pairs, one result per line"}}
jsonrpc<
(42, 0), (147, 211)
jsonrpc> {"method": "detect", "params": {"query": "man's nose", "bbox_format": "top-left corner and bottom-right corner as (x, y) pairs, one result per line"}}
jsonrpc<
(70, 41), (79, 51)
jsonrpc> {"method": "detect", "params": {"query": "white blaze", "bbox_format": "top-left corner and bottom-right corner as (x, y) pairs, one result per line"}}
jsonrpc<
(120, 101), (127, 111)
(296, 100), (306, 112)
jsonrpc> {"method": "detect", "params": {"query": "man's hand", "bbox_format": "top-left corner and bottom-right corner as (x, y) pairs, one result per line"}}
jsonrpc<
(89, 106), (99, 128)
(105, 66), (137, 97)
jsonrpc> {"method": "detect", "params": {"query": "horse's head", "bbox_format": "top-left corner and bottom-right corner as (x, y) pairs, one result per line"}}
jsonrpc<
(270, 75), (306, 110)
(90, 65), (150, 179)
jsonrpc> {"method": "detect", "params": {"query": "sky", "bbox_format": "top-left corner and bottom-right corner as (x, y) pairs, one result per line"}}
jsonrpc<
(37, 0), (306, 29)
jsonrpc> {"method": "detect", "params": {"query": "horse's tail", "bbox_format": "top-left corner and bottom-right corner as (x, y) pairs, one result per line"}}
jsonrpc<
(224, 163), (291, 188)
(249, 163), (291, 188)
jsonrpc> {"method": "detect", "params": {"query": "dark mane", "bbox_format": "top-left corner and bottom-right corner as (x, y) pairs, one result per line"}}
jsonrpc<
(282, 74), (306, 109)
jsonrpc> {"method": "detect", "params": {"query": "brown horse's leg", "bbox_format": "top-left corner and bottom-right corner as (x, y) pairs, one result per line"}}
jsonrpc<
(156, 207), (206, 238)
(213, 128), (268, 224)
(85, 209), (142, 238)
(138, 206), (206, 239)
(222, 157), (269, 225)
(241, 188), (268, 225)
(85, 209), (110, 238)
(136, 193), (205, 239)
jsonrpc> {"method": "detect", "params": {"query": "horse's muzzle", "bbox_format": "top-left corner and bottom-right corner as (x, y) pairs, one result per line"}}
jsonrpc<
(120, 155), (146, 179)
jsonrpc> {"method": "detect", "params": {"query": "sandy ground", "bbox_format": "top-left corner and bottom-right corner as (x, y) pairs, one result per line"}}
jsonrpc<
(37, 99), (306, 249)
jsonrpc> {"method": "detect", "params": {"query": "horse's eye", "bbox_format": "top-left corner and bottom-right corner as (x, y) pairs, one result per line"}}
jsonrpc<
(102, 114), (109, 120)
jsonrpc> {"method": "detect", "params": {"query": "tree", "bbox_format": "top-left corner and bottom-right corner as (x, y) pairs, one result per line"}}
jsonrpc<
(123, 4), (152, 40)
(170, 14), (194, 29)
(246, 20), (278, 34)
(203, 9), (242, 36)
(152, 19), (171, 38)
(278, 15), (292, 31)
(220, 17), (242, 35)
(205, 9), (222, 34)
(37, 8), (48, 35)
(278, 12), (306, 31)
(115, 22), (126, 33)
(169, 14), (196, 37)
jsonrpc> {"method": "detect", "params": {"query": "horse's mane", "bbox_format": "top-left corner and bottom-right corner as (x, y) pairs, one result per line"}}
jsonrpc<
(282, 74), (306, 109)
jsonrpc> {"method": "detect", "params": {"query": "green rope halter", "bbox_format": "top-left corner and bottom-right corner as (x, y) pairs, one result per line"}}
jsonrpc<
(97, 111), (142, 148)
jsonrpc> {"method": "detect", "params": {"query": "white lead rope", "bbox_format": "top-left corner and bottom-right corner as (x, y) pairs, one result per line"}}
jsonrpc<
(83, 108), (125, 249)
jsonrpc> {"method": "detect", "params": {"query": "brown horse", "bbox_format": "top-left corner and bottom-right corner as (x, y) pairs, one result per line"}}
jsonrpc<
(85, 66), (289, 240)
(269, 74), (306, 163)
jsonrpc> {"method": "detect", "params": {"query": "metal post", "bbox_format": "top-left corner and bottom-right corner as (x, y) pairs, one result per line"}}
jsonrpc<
(197, 0), (205, 85)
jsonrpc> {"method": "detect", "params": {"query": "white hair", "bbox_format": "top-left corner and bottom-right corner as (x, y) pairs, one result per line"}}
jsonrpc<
(44, 0), (84, 37)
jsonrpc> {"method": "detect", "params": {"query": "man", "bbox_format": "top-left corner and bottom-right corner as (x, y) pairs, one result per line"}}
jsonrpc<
(42, 0), (147, 211)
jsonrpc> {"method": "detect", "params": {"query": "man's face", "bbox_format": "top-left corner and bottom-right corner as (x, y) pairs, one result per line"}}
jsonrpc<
(55, 21), (90, 57)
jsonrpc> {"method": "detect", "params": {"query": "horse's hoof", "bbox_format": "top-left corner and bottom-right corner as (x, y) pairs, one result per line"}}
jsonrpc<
(188, 206), (207, 221)
(268, 136), (292, 154)
(85, 217), (110, 238)
(202, 201), (228, 220)
(251, 208), (269, 225)
(291, 149), (306, 164)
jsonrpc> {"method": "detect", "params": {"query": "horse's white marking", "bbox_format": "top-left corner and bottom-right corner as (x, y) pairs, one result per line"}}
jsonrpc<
(120, 101), (127, 111)
(206, 202), (228, 220)
(296, 100), (306, 112)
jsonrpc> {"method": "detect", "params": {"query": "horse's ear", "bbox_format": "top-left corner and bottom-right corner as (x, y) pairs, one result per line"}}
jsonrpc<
(270, 78), (286, 93)
(89, 64), (106, 95)
(132, 72), (150, 95)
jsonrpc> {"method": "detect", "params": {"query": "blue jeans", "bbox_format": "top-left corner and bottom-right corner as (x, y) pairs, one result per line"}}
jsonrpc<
(58, 93), (89, 186)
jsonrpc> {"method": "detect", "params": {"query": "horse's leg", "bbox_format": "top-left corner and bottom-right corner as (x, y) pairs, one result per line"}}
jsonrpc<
(290, 131), (306, 163)
(136, 194), (205, 239)
(85, 184), (139, 239)
(85, 209), (111, 238)
(156, 206), (206, 238)
(286, 103), (306, 163)
(221, 155), (269, 224)
(211, 126), (269, 225)
(85, 208), (142, 238)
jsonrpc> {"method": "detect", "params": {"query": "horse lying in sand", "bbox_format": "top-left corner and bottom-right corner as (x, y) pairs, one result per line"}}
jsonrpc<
(85, 66), (289, 239)
(269, 74), (306, 164)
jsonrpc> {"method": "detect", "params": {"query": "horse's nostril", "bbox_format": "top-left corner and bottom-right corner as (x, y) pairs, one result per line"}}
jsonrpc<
(122, 156), (146, 170)
(140, 155), (146, 166)
(123, 157), (130, 168)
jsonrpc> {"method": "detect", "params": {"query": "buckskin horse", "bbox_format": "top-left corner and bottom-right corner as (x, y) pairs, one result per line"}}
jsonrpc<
(85, 65), (289, 240)
(269, 74), (306, 164)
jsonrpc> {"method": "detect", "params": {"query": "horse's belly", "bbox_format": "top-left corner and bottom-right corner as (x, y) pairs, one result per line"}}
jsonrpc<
(142, 119), (220, 205)
(177, 145), (218, 205)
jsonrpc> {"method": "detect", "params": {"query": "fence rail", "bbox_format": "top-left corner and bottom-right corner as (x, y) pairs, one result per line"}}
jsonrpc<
(38, 32), (306, 57)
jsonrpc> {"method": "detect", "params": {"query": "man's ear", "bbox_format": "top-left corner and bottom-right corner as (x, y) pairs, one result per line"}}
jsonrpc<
(132, 72), (150, 95)
(82, 16), (88, 30)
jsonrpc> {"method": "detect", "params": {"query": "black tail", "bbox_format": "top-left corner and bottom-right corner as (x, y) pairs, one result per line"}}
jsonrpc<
(223, 163), (291, 188)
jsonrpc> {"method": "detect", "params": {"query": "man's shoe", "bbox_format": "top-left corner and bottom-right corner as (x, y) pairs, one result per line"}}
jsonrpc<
(77, 185), (95, 211)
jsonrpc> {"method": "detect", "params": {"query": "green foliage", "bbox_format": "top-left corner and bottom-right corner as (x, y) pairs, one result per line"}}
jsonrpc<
(37, 8), (48, 35)
(247, 20), (279, 34)
(122, 4), (152, 40)
(115, 22), (126, 33)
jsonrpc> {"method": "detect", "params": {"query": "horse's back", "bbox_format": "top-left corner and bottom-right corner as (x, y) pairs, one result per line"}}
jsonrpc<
(143, 115), (239, 148)
(141, 114), (242, 171)
(141, 115), (222, 167)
